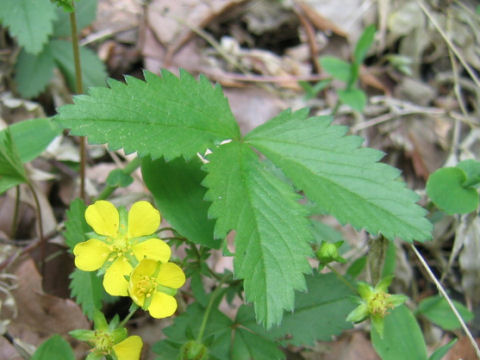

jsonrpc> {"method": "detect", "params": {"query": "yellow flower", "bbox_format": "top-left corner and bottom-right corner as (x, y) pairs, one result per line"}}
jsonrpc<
(73, 200), (171, 296)
(112, 335), (143, 360)
(128, 258), (185, 318)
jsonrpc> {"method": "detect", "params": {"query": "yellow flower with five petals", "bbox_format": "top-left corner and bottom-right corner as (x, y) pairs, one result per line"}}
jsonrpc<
(128, 258), (185, 318)
(73, 200), (171, 296)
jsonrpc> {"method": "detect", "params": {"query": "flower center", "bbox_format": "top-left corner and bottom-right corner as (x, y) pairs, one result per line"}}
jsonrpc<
(368, 291), (392, 317)
(135, 275), (157, 299)
(93, 330), (114, 354)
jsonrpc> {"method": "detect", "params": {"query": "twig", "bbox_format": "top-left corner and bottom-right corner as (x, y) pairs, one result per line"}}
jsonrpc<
(411, 244), (480, 359)
(417, 0), (480, 89)
(10, 186), (20, 239)
(294, 3), (321, 74)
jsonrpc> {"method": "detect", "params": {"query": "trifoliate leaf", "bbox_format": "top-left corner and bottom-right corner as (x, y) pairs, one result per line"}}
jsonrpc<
(50, 39), (107, 91)
(15, 45), (56, 98)
(203, 141), (313, 327)
(337, 87), (367, 112)
(246, 109), (432, 242)
(372, 305), (427, 360)
(53, 0), (98, 37)
(142, 156), (218, 248)
(416, 295), (473, 331)
(69, 269), (103, 320)
(153, 300), (284, 360)
(426, 167), (478, 214)
(0, 0), (56, 54)
(0, 130), (27, 194)
(31, 335), (75, 360)
(244, 273), (355, 346)
(55, 70), (240, 160)
(319, 56), (352, 83)
(0, 118), (60, 163)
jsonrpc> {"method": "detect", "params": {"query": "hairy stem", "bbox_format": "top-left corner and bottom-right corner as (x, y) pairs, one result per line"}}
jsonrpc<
(69, 5), (87, 202)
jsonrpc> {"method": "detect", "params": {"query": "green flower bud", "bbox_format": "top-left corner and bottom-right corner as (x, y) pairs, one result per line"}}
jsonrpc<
(316, 241), (346, 267)
(179, 340), (208, 360)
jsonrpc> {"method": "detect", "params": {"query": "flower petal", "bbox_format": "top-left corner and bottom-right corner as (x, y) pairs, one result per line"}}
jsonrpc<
(128, 259), (157, 306)
(103, 257), (132, 296)
(132, 238), (171, 263)
(156, 262), (186, 289)
(112, 335), (143, 360)
(85, 201), (119, 237)
(127, 201), (160, 238)
(73, 239), (111, 271)
(148, 291), (177, 318)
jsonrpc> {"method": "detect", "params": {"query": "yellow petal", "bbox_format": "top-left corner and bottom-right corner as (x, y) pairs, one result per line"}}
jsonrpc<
(112, 335), (143, 360)
(156, 262), (186, 289)
(73, 239), (111, 271)
(85, 201), (119, 237)
(127, 201), (160, 238)
(132, 238), (171, 263)
(148, 291), (177, 318)
(103, 257), (132, 296)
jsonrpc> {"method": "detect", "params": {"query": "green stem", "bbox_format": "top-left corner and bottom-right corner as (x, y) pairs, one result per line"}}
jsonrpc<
(27, 181), (44, 272)
(95, 157), (142, 201)
(69, 5), (86, 202)
(326, 264), (356, 293)
(10, 185), (20, 239)
(196, 275), (228, 344)
(119, 305), (139, 328)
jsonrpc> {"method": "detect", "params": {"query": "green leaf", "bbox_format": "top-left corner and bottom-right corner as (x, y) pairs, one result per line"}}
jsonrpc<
(31, 335), (75, 360)
(457, 159), (480, 187)
(372, 305), (427, 360)
(417, 295), (473, 331)
(153, 300), (284, 360)
(0, 130), (27, 194)
(263, 273), (356, 345)
(246, 109), (432, 242)
(15, 45), (56, 98)
(142, 156), (218, 248)
(354, 24), (376, 64)
(69, 268), (104, 320)
(55, 70), (240, 160)
(337, 88), (367, 112)
(50, 39), (107, 91)
(53, 0), (98, 37)
(0, 118), (60, 163)
(0, 0), (56, 54)
(64, 198), (90, 250)
(319, 56), (352, 83)
(299, 79), (331, 100)
(426, 167), (479, 214)
(428, 339), (457, 360)
(106, 169), (133, 188)
(203, 141), (313, 327)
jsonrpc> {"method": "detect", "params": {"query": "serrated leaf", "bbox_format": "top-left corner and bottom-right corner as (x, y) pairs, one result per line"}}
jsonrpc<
(64, 198), (90, 250)
(0, 0), (56, 54)
(354, 24), (376, 64)
(55, 70), (240, 159)
(50, 39), (107, 91)
(337, 87), (367, 112)
(244, 273), (355, 346)
(15, 45), (56, 98)
(246, 109), (432, 242)
(426, 167), (479, 214)
(417, 295), (473, 331)
(203, 141), (313, 327)
(53, 0), (97, 37)
(153, 300), (284, 360)
(31, 335), (75, 360)
(319, 56), (352, 83)
(142, 156), (218, 248)
(372, 305), (427, 360)
(0, 130), (27, 194)
(69, 268), (103, 320)
(0, 118), (60, 163)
